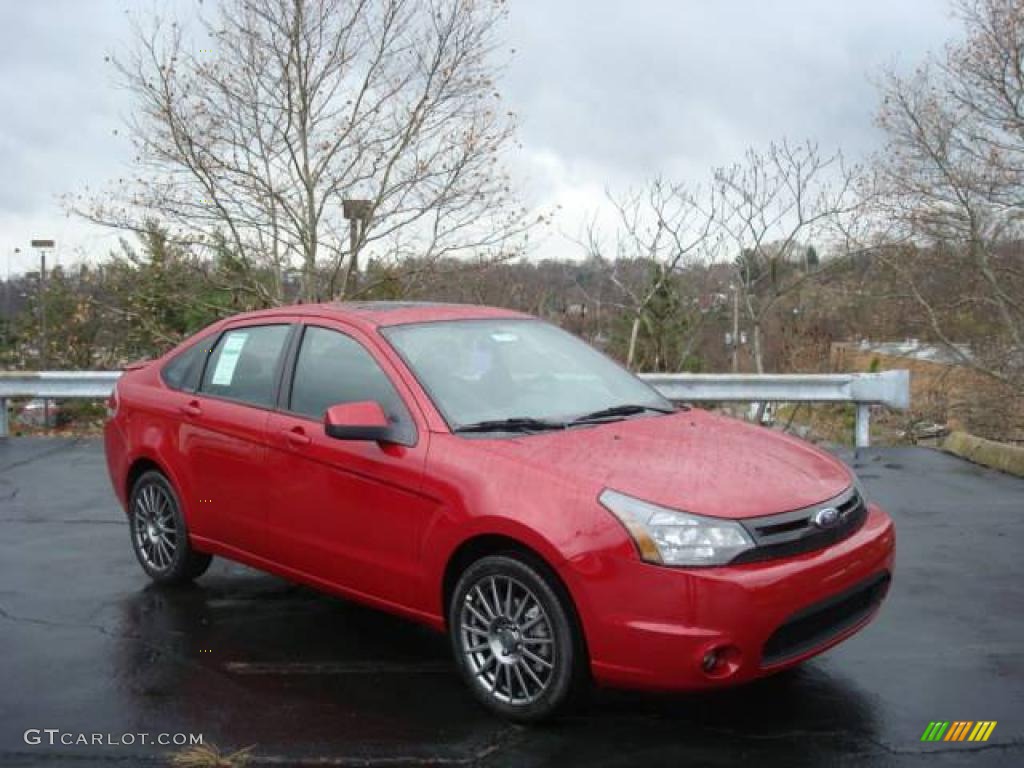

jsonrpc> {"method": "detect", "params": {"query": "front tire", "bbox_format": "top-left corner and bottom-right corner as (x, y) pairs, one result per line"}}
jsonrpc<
(448, 553), (584, 722)
(129, 470), (211, 585)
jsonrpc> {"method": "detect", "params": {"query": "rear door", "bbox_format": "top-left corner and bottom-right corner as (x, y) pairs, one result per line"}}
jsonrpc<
(264, 321), (432, 608)
(182, 321), (295, 558)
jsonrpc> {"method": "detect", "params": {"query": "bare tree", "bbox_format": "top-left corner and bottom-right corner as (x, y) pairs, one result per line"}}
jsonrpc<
(714, 139), (859, 372)
(71, 0), (529, 303)
(578, 179), (719, 369)
(870, 0), (1024, 384)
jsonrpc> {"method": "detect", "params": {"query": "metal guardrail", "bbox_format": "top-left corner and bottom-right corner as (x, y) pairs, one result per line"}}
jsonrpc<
(0, 371), (123, 398)
(0, 371), (123, 437)
(639, 370), (910, 447)
(0, 369), (909, 447)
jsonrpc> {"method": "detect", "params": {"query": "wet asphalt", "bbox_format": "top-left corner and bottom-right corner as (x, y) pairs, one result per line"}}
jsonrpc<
(0, 437), (1021, 767)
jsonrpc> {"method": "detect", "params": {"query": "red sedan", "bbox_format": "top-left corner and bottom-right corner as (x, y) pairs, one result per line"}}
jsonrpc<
(104, 302), (894, 720)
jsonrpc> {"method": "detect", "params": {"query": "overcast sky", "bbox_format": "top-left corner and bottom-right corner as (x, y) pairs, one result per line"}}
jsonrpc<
(0, 0), (959, 274)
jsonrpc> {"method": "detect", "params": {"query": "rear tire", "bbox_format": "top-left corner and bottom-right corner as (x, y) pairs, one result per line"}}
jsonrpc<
(128, 470), (211, 585)
(448, 553), (585, 722)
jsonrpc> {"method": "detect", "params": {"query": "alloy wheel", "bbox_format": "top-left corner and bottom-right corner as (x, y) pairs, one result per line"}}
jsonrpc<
(458, 574), (556, 706)
(132, 483), (178, 571)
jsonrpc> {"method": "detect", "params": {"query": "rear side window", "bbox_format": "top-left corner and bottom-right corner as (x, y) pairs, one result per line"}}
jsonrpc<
(161, 339), (210, 392)
(200, 325), (291, 407)
(289, 326), (414, 441)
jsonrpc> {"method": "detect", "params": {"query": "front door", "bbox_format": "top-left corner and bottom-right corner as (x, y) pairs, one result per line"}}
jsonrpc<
(264, 323), (432, 609)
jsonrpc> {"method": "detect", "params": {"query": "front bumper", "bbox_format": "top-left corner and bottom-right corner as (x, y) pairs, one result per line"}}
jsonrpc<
(570, 502), (895, 690)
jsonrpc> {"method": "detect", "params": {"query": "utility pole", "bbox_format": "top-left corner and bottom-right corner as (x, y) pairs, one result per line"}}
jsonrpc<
(730, 283), (740, 373)
(31, 239), (54, 428)
(341, 199), (372, 299)
(4, 247), (19, 351)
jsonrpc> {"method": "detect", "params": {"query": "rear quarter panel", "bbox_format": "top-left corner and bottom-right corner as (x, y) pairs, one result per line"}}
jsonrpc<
(109, 364), (198, 521)
(105, 323), (229, 531)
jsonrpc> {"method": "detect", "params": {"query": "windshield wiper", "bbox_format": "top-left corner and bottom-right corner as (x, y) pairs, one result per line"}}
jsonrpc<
(569, 403), (675, 425)
(453, 417), (567, 434)
(453, 405), (673, 434)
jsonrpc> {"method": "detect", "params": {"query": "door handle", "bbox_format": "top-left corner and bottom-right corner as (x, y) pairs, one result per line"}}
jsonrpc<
(180, 401), (202, 417)
(284, 427), (311, 447)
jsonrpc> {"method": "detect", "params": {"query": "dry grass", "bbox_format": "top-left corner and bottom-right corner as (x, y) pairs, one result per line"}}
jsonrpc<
(773, 402), (858, 445)
(168, 744), (254, 768)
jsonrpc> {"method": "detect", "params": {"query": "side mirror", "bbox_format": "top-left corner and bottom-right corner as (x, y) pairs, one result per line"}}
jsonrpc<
(324, 401), (392, 442)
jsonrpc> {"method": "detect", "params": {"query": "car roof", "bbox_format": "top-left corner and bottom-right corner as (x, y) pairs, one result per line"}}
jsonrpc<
(222, 301), (532, 330)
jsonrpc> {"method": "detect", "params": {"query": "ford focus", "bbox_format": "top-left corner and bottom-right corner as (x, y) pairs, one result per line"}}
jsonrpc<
(104, 301), (895, 720)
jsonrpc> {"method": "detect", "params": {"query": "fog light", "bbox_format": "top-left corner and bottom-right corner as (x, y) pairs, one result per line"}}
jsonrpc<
(699, 644), (742, 678)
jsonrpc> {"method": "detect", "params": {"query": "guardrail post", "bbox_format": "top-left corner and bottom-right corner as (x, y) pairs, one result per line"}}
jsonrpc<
(855, 403), (870, 449)
(0, 397), (7, 438)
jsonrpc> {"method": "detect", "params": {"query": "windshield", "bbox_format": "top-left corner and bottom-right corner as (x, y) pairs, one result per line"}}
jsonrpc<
(382, 319), (671, 430)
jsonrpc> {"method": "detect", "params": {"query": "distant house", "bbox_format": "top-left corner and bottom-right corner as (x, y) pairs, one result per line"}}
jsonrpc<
(849, 338), (973, 366)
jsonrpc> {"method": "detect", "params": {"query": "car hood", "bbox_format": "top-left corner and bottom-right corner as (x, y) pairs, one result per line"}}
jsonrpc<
(471, 409), (853, 519)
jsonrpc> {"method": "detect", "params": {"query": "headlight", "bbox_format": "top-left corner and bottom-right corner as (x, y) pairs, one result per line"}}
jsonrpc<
(599, 489), (754, 566)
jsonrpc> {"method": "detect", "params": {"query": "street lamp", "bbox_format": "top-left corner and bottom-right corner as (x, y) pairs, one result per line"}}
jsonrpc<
(342, 199), (372, 298)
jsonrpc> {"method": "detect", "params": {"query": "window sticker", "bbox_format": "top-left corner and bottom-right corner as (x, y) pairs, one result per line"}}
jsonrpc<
(211, 332), (248, 386)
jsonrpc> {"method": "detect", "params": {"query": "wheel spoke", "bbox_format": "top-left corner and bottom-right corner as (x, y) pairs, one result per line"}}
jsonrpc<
(512, 662), (529, 702)
(490, 577), (502, 618)
(520, 611), (544, 633)
(518, 657), (545, 688)
(521, 647), (552, 669)
(161, 533), (176, 556)
(473, 654), (497, 677)
(522, 636), (553, 646)
(464, 600), (490, 627)
(143, 487), (156, 519)
(511, 594), (527, 622)
(474, 586), (495, 619)
(159, 538), (172, 568)
(152, 538), (164, 568)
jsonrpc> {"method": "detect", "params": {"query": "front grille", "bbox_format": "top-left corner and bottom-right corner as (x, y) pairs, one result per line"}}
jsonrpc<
(731, 486), (867, 564)
(762, 571), (891, 666)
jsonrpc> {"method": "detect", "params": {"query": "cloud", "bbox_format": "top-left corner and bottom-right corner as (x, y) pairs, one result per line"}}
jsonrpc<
(507, 0), (957, 171)
(0, 0), (960, 268)
(0, 0), (132, 265)
(503, 0), (959, 256)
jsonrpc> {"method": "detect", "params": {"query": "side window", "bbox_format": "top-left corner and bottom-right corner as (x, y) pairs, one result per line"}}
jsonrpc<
(200, 325), (291, 407)
(290, 326), (413, 438)
(161, 338), (211, 392)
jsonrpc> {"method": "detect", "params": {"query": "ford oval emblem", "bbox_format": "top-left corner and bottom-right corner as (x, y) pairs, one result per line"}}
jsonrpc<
(813, 507), (841, 529)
